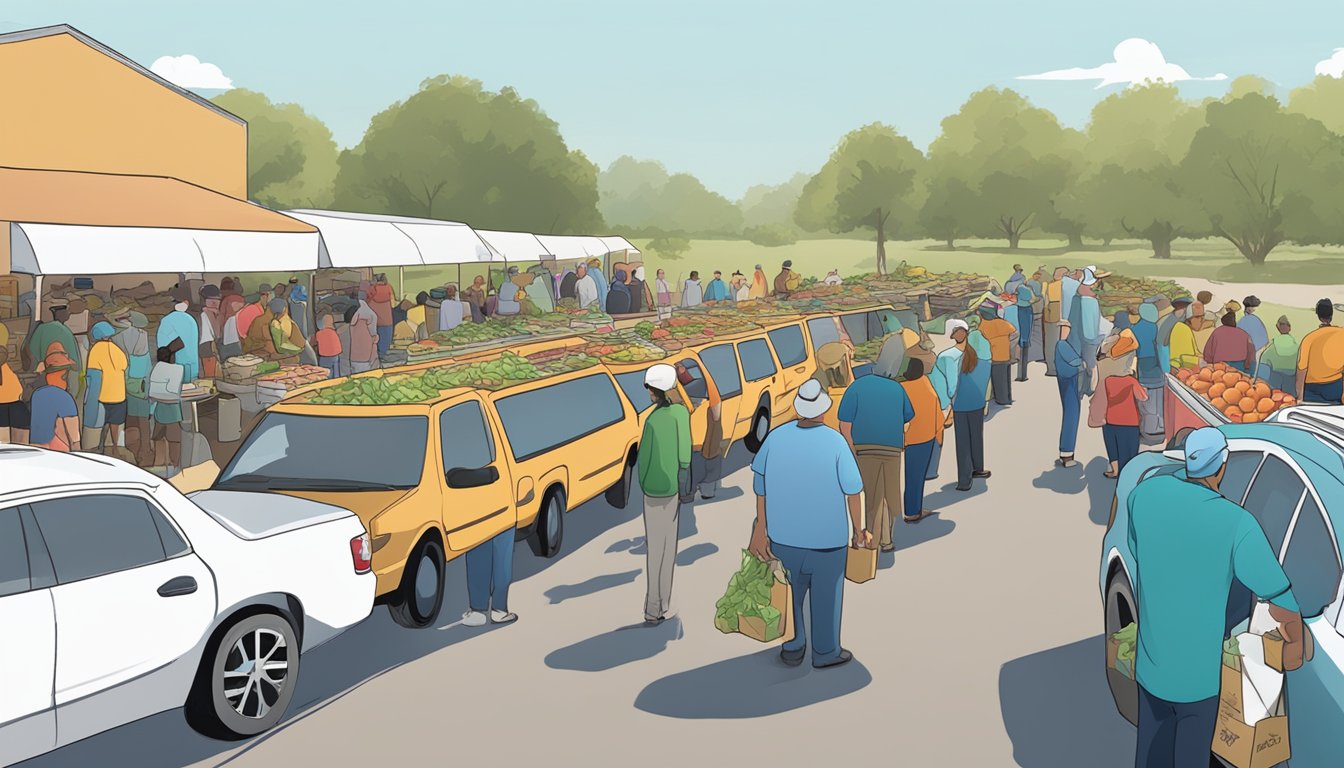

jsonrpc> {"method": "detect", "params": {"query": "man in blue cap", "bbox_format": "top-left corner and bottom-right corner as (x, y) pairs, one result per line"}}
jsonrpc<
(1127, 427), (1309, 768)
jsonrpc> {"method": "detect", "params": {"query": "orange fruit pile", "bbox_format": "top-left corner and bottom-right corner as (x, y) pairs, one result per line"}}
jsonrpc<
(1175, 363), (1296, 423)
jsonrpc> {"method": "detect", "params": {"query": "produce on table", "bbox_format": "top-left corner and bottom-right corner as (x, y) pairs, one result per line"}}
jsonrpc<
(1175, 363), (1297, 423)
(303, 350), (600, 405)
(852, 333), (894, 363)
(714, 551), (786, 640)
(411, 309), (614, 360)
(257, 364), (329, 387)
(1096, 276), (1190, 317)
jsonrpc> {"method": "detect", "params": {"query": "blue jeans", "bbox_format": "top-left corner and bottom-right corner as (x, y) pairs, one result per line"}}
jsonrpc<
(1017, 306), (1033, 351)
(925, 438), (942, 480)
(1135, 686), (1218, 768)
(465, 528), (514, 612)
(1103, 424), (1140, 471)
(773, 543), (845, 666)
(903, 440), (936, 516)
(318, 355), (341, 379)
(1057, 374), (1081, 454)
(376, 325), (393, 359)
(1303, 378), (1343, 404)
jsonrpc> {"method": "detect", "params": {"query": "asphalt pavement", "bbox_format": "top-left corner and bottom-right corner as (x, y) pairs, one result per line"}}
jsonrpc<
(20, 362), (1140, 768)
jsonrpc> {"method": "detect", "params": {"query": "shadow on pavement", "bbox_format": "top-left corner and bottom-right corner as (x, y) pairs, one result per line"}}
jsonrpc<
(634, 648), (871, 719)
(1032, 456), (1114, 527)
(695, 485), (745, 505)
(676, 542), (719, 566)
(925, 480), (987, 508)
(544, 569), (642, 604)
(545, 617), (684, 672)
(999, 635), (1134, 768)
(894, 515), (956, 552)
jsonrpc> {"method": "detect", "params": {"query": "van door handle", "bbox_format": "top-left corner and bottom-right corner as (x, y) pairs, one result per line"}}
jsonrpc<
(794, 366), (806, 373)
(157, 576), (198, 597)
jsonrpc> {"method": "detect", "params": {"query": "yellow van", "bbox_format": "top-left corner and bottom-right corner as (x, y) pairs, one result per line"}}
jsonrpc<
(212, 349), (641, 629)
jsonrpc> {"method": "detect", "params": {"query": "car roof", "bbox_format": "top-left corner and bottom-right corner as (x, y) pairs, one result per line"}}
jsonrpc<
(0, 445), (160, 496)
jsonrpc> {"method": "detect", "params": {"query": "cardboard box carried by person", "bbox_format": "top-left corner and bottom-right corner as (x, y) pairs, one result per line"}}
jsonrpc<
(1212, 632), (1290, 768)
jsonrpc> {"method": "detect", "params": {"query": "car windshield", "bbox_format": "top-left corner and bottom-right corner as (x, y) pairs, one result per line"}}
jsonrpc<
(216, 412), (428, 491)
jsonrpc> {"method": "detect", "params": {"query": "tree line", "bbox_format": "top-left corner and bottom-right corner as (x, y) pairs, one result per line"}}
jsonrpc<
(215, 73), (1344, 268)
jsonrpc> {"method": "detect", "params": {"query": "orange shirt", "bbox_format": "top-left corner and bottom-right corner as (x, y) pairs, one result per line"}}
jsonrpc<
(978, 317), (1016, 362)
(901, 377), (944, 445)
(0, 363), (21, 404)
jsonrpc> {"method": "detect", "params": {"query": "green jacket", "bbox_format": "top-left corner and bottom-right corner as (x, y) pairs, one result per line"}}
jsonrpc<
(637, 403), (691, 498)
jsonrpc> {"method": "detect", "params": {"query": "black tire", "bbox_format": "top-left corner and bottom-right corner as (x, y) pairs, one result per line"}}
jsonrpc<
(388, 537), (445, 629)
(604, 451), (636, 509)
(1105, 571), (1139, 726)
(743, 404), (770, 454)
(185, 612), (300, 740)
(528, 487), (566, 558)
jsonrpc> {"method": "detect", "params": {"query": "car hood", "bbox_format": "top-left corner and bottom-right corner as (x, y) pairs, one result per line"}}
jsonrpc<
(190, 489), (357, 540)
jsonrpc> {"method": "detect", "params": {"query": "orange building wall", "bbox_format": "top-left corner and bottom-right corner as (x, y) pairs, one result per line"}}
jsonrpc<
(0, 33), (246, 198)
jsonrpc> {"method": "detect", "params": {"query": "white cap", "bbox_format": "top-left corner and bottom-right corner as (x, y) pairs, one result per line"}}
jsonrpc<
(1081, 268), (1097, 286)
(644, 363), (677, 392)
(794, 378), (833, 420)
(945, 318), (969, 338)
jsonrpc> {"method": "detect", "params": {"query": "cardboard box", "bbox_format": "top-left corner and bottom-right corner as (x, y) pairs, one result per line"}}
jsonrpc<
(735, 576), (794, 644)
(845, 546), (877, 584)
(1261, 630), (1284, 673)
(1212, 659), (1290, 768)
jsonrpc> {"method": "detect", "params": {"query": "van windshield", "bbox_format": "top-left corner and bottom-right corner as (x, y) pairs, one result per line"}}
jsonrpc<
(216, 412), (428, 491)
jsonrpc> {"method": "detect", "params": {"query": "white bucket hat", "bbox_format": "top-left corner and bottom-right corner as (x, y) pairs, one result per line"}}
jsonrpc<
(794, 378), (832, 420)
(644, 363), (677, 392)
(945, 318), (969, 338)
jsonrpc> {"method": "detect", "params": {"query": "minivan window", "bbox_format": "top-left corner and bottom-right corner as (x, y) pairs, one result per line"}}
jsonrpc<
(807, 317), (848, 349)
(217, 413), (428, 491)
(440, 401), (496, 471)
(738, 339), (777, 382)
(840, 313), (871, 345)
(1220, 451), (1263, 506)
(700, 344), (743, 399)
(676, 359), (708, 407)
(1241, 455), (1305, 554)
(768, 325), (807, 367)
(0, 507), (29, 597)
(495, 373), (624, 461)
(32, 495), (171, 584)
(1282, 494), (1342, 617)
(615, 370), (655, 414)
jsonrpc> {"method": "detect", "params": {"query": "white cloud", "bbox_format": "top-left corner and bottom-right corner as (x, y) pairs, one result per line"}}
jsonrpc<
(1316, 49), (1344, 78)
(149, 54), (233, 90)
(1018, 39), (1227, 89)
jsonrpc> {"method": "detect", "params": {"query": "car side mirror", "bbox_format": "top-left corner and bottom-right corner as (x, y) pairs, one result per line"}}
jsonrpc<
(447, 466), (499, 489)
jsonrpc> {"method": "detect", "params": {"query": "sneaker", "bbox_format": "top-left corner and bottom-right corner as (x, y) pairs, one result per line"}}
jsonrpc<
(780, 648), (805, 667)
(814, 649), (854, 669)
(972, 470), (992, 479)
(461, 610), (488, 627)
(490, 610), (518, 625)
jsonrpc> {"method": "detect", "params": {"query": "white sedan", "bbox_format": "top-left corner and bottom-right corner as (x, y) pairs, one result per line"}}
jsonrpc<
(0, 446), (375, 765)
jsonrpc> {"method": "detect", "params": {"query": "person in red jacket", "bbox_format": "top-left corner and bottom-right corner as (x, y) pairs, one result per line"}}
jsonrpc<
(368, 274), (395, 361)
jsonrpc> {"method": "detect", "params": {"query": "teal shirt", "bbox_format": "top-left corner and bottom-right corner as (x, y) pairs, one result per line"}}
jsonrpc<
(1015, 283), (1035, 308)
(1128, 475), (1298, 703)
(836, 374), (915, 448)
(637, 403), (691, 498)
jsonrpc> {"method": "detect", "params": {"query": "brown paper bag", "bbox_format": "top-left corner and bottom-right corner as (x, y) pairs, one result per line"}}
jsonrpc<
(1213, 658), (1291, 768)
(845, 546), (877, 584)
(734, 562), (794, 643)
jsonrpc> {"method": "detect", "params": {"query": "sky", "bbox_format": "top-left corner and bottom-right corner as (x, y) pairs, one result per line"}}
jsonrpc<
(3, 0), (1342, 199)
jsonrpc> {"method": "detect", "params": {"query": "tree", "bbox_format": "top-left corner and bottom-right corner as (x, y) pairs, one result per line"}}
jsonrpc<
(211, 88), (339, 208)
(646, 236), (690, 261)
(597, 157), (742, 236)
(917, 175), (977, 248)
(743, 223), (798, 247)
(739, 174), (810, 229)
(333, 75), (603, 233)
(1061, 165), (1203, 259)
(1288, 75), (1344, 135)
(1181, 93), (1344, 265)
(794, 124), (924, 274)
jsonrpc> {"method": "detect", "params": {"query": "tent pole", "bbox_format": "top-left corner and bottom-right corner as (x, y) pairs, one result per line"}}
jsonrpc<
(398, 265), (405, 302)
(34, 273), (44, 326)
(308, 271), (317, 334)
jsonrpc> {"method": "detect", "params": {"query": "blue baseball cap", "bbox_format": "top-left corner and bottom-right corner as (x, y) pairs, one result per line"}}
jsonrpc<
(1185, 428), (1229, 479)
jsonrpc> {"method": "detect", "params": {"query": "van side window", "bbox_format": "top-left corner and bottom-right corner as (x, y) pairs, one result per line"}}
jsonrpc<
(700, 345), (743, 399)
(767, 325), (806, 367)
(440, 401), (496, 471)
(738, 339), (777, 382)
(676, 360), (709, 407)
(840, 313), (870, 345)
(1241, 455), (1306, 555)
(615, 371), (655, 414)
(30, 495), (175, 584)
(1283, 494), (1342, 618)
(495, 373), (624, 461)
(807, 317), (845, 348)
(0, 507), (30, 597)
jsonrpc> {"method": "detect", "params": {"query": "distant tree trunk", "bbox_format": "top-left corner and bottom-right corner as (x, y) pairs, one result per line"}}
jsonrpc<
(1214, 226), (1280, 267)
(1103, 237), (1113, 247)
(1151, 238), (1172, 260)
(1067, 232), (1084, 249)
(999, 214), (1032, 250)
(1007, 232), (1021, 250)
(946, 238), (955, 249)
(875, 208), (888, 276)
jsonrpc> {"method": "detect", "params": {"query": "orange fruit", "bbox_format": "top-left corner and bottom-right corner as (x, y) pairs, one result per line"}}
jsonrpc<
(1235, 381), (1251, 394)
(1198, 369), (1214, 383)
(1191, 380), (1211, 393)
(1208, 382), (1227, 399)
(1257, 397), (1276, 414)
(1211, 397), (1229, 411)
(1283, 395), (1297, 406)
(1223, 372), (1242, 388)
(1227, 410), (1244, 423)
(1238, 396), (1258, 413)
(1271, 391), (1286, 402)
(1177, 369), (1192, 382)
(1252, 382), (1270, 400)
(1213, 362), (1227, 372)
(1243, 412), (1262, 423)
(1225, 405), (1241, 419)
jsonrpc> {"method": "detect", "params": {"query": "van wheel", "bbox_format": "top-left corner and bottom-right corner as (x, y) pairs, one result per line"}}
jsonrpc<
(744, 406), (770, 453)
(388, 537), (445, 629)
(605, 452), (636, 509)
(528, 488), (566, 558)
(185, 612), (300, 740)
(1105, 572), (1139, 726)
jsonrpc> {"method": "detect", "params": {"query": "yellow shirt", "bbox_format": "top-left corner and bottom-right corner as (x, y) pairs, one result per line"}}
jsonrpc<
(1169, 321), (1201, 370)
(86, 339), (129, 403)
(1298, 325), (1344, 384)
(1045, 281), (1062, 302)
(0, 323), (8, 348)
(407, 305), (427, 328)
(978, 317), (1016, 362)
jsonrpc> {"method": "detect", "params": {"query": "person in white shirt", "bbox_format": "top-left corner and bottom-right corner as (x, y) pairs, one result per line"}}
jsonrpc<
(439, 285), (466, 331)
(576, 264), (599, 310)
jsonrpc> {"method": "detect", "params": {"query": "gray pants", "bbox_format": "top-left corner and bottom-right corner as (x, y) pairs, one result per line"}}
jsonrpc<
(1080, 341), (1100, 395)
(642, 494), (681, 620)
(1140, 384), (1164, 437)
(350, 358), (379, 373)
(1044, 322), (1061, 375)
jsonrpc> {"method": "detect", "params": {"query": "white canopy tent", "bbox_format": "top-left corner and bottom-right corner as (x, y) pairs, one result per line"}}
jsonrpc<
(285, 209), (500, 268)
(475, 230), (553, 263)
(598, 236), (640, 256)
(536, 235), (608, 262)
(9, 223), (321, 275)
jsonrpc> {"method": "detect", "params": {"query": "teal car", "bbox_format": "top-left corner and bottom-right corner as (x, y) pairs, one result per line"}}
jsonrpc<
(1099, 406), (1344, 766)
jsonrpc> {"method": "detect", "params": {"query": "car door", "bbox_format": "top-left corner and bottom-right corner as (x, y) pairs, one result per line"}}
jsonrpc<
(736, 337), (780, 435)
(0, 504), (57, 767)
(767, 323), (810, 419)
(30, 491), (216, 745)
(696, 343), (745, 442)
(1228, 451), (1305, 632)
(437, 398), (516, 553)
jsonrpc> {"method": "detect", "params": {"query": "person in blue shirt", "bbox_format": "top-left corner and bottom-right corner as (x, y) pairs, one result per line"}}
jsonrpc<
(1128, 427), (1308, 768)
(703, 270), (730, 302)
(1014, 278), (1037, 382)
(952, 330), (992, 491)
(1237, 294), (1269, 354)
(156, 288), (201, 382)
(1133, 301), (1165, 439)
(748, 379), (867, 670)
(1054, 321), (1084, 468)
(837, 337), (915, 551)
(926, 319), (967, 481)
